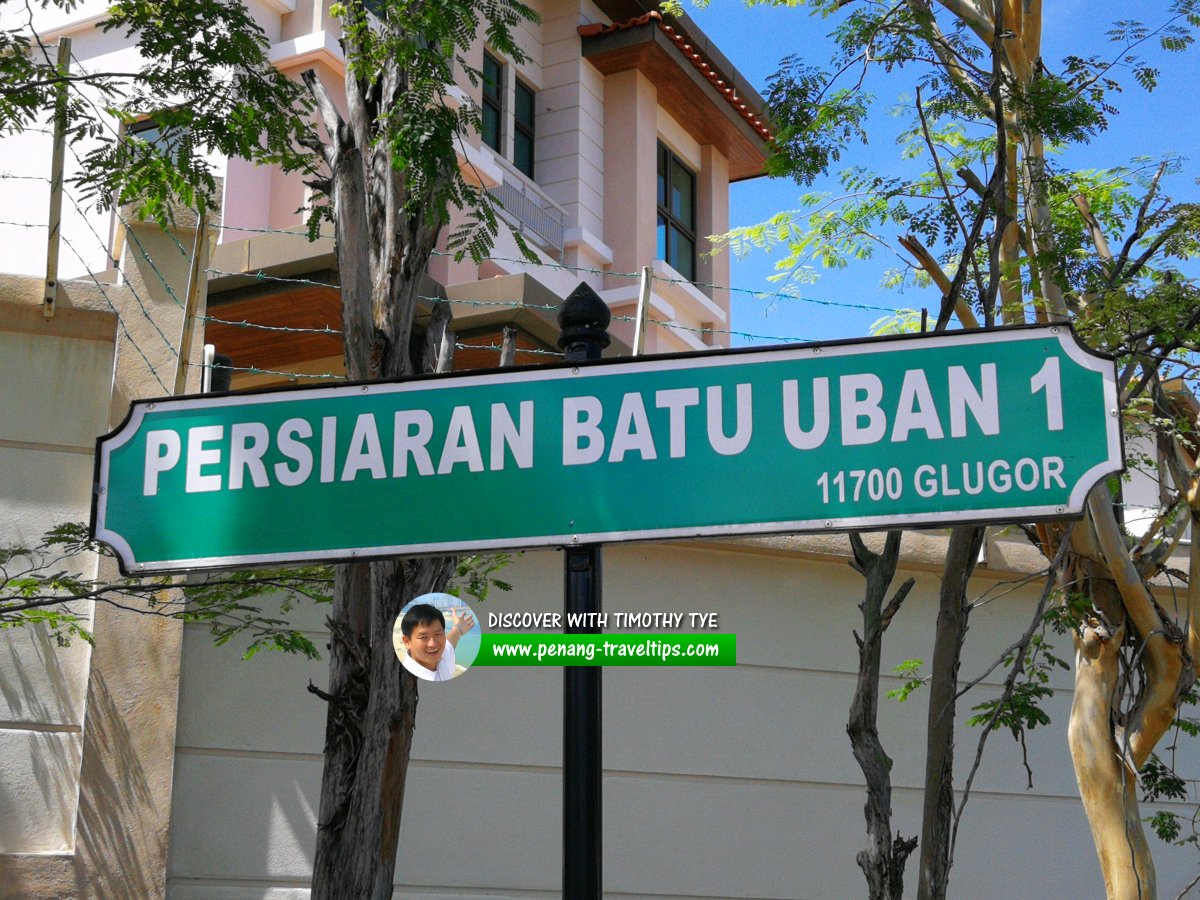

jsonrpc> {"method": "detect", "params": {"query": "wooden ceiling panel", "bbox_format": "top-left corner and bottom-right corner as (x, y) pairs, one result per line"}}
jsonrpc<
(206, 286), (344, 373)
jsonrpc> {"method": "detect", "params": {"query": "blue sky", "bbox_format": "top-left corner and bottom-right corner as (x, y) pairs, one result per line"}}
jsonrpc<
(682, 1), (1200, 344)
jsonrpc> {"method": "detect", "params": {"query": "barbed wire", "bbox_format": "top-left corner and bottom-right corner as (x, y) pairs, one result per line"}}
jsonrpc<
(206, 222), (329, 240)
(59, 138), (189, 309)
(55, 179), (180, 358)
(8, 219), (815, 348)
(0, 182), (183, 364)
(6, 127), (56, 137)
(202, 270), (812, 345)
(62, 69), (195, 262)
(439, 296), (558, 314)
(4, 84), (869, 361)
(199, 222), (898, 315)
(454, 342), (564, 358)
(202, 315), (341, 336)
(212, 363), (346, 381)
(205, 267), (339, 289)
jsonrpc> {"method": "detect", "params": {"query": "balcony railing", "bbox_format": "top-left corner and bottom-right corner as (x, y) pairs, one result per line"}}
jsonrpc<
(486, 162), (566, 261)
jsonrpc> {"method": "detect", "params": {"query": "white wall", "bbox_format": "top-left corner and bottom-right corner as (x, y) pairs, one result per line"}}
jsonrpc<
(165, 539), (1200, 898)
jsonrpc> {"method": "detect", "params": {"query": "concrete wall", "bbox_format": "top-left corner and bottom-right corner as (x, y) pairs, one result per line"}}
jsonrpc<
(164, 536), (1200, 899)
(0, 283), (113, 856)
(0, 213), (208, 897)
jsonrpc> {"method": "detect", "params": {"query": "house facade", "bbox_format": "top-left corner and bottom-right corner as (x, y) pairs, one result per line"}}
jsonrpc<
(1, 0), (1198, 898)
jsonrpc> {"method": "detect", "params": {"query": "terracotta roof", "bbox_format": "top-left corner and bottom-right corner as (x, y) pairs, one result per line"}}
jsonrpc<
(578, 11), (771, 141)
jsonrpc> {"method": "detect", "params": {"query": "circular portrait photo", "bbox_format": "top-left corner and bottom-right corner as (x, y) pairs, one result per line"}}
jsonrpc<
(393, 593), (479, 682)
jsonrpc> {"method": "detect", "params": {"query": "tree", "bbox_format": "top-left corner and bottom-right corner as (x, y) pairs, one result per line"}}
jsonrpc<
(293, 2), (534, 895)
(699, 0), (1200, 896)
(4, 0), (533, 896)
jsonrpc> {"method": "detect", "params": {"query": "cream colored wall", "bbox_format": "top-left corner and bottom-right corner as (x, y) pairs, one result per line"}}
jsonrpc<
(601, 69), (658, 295)
(0, 213), (208, 897)
(538, 0), (606, 241)
(595, 72), (736, 352)
(0, 289), (113, 856)
(163, 536), (1200, 898)
(433, 0), (614, 296)
(698, 144), (731, 339)
(0, 7), (255, 275)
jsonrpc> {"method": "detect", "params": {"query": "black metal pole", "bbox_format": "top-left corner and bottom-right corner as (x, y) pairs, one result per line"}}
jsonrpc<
(557, 283), (610, 900)
(563, 544), (601, 897)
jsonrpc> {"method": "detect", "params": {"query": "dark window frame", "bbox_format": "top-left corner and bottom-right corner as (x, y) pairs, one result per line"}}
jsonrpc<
(513, 78), (535, 179)
(481, 51), (503, 154)
(125, 115), (190, 157)
(657, 142), (697, 281)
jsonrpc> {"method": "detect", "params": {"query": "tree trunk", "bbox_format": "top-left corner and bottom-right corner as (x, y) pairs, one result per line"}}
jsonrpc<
(304, 57), (458, 896)
(847, 532), (918, 900)
(311, 557), (454, 899)
(917, 524), (984, 900)
(1064, 488), (1196, 900)
(1068, 616), (1156, 900)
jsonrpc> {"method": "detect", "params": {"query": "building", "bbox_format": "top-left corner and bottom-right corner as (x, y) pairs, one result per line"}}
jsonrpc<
(1, 0), (1198, 897)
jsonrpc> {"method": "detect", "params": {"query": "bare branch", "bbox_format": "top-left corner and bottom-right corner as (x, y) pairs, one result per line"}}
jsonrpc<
(1111, 161), (1169, 282)
(1073, 193), (1115, 266)
(301, 69), (343, 165)
(897, 234), (982, 329)
(916, 87), (989, 311)
(949, 529), (1071, 864)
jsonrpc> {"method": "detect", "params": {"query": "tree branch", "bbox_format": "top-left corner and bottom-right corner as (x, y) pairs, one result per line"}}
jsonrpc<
(1085, 485), (1192, 769)
(916, 87), (989, 312)
(897, 234), (981, 328)
(301, 69), (343, 166)
(1111, 161), (1168, 284)
(950, 531), (1072, 867)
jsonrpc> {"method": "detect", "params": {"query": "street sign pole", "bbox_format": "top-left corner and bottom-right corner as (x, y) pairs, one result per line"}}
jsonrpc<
(558, 283), (609, 900)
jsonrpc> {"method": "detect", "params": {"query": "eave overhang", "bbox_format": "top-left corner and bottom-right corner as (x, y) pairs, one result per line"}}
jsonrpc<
(580, 11), (770, 181)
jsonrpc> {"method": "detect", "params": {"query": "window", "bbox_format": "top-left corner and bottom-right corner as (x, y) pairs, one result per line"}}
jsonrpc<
(482, 52), (503, 153)
(128, 117), (167, 146)
(125, 115), (189, 157)
(657, 143), (696, 281)
(481, 52), (537, 179)
(514, 79), (535, 178)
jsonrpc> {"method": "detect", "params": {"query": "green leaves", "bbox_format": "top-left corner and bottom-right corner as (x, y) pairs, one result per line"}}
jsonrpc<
(886, 658), (926, 702)
(73, 0), (313, 221)
(869, 308), (921, 336)
(1, 523), (332, 658)
(308, 0), (540, 264)
(1141, 753), (1190, 842)
(449, 552), (518, 605)
(763, 56), (870, 185)
(1141, 689), (1200, 849)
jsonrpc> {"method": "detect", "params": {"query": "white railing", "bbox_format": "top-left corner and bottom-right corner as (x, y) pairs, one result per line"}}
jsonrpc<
(486, 160), (566, 260)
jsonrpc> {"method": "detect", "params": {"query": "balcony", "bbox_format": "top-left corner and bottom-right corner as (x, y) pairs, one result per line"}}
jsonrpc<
(486, 158), (567, 261)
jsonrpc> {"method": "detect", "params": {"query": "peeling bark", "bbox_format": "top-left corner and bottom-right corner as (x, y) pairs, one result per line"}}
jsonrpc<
(1059, 487), (1197, 899)
(1087, 489), (1193, 770)
(1068, 618), (1156, 900)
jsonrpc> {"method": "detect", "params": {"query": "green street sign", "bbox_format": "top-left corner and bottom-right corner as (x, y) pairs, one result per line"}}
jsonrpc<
(92, 325), (1121, 574)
